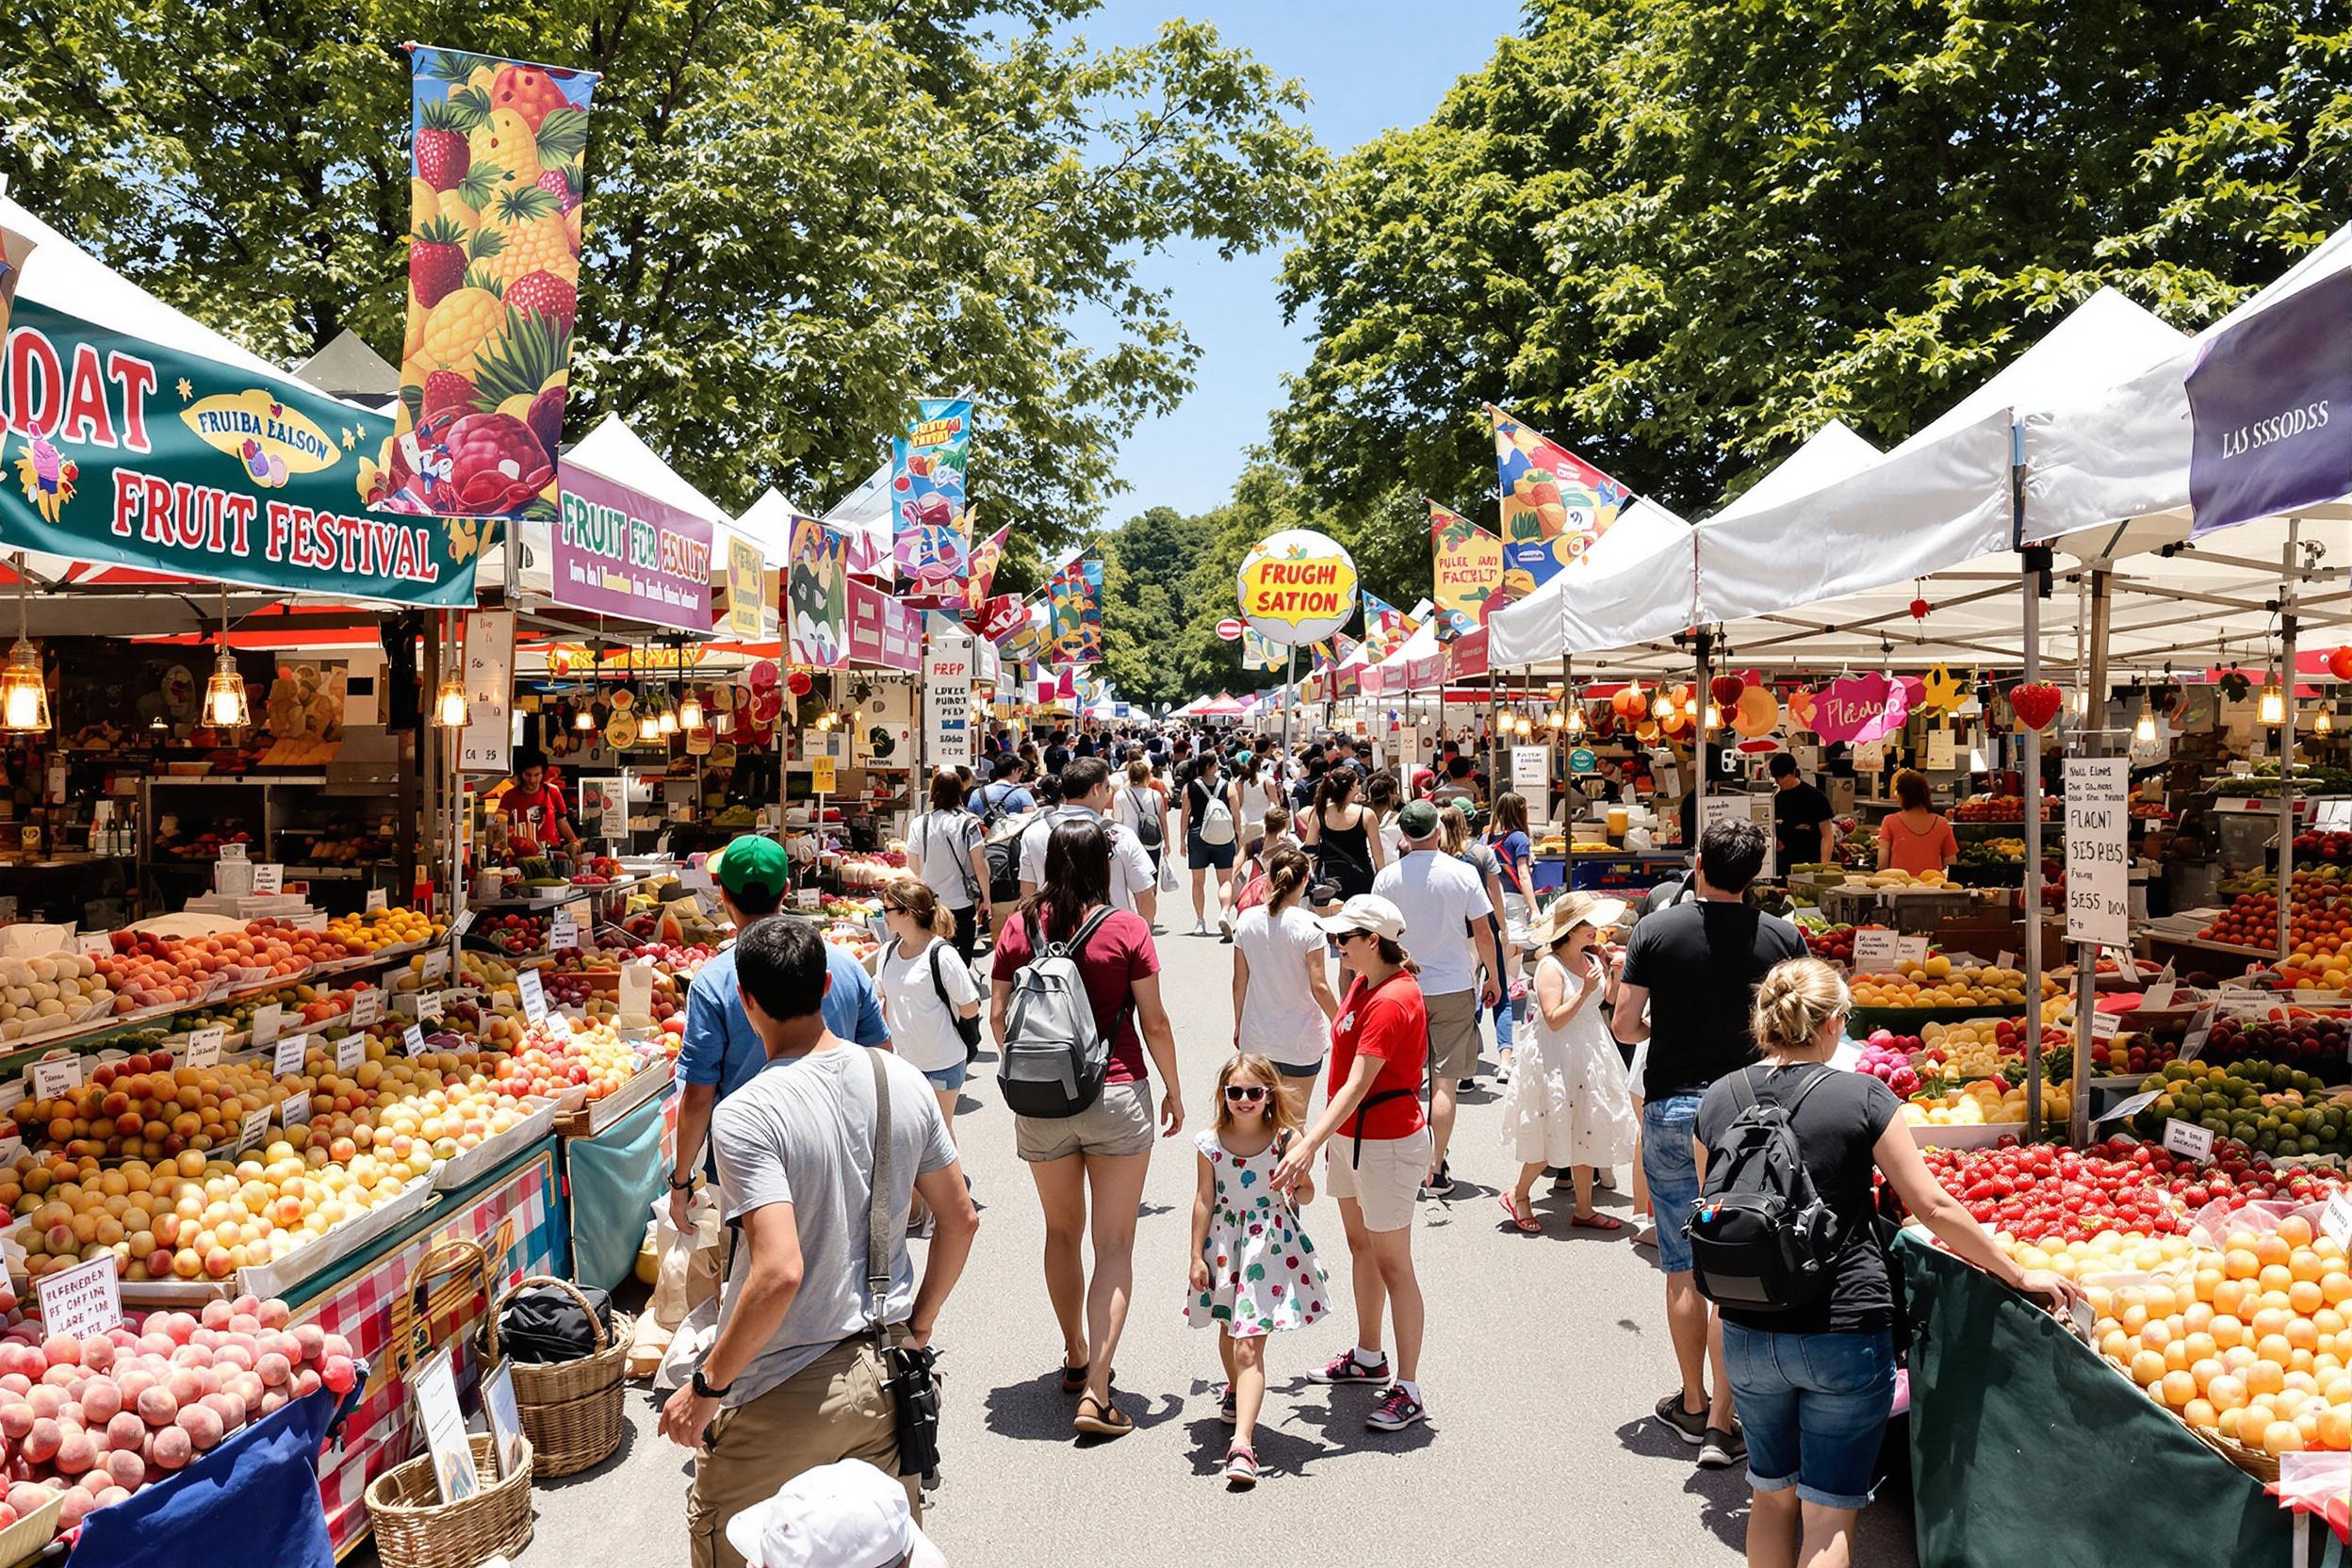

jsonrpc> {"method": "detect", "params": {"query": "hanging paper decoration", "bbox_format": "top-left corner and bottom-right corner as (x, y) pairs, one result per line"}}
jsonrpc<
(1920, 664), (1969, 716)
(381, 46), (597, 521)
(890, 397), (973, 594)
(1489, 404), (1630, 595)
(1429, 501), (1504, 640)
(785, 514), (850, 669)
(1810, 673), (1913, 744)
(1362, 593), (1417, 662)
(2328, 645), (2352, 681)
(1046, 556), (1103, 664)
(1785, 687), (1817, 733)
(1731, 687), (1780, 739)
(1241, 629), (1283, 672)
(1708, 674), (1746, 708)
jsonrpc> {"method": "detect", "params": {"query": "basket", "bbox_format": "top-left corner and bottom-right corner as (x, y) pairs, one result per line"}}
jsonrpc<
(364, 1432), (535, 1568)
(2188, 1420), (2281, 1483)
(485, 1275), (629, 1478)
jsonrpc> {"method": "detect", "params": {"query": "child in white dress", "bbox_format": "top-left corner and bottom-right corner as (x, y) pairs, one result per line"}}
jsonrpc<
(1186, 1052), (1330, 1490)
(1498, 891), (1638, 1233)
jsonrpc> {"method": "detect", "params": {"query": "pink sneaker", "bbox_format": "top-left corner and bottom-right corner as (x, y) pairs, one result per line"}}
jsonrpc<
(1305, 1348), (1390, 1384)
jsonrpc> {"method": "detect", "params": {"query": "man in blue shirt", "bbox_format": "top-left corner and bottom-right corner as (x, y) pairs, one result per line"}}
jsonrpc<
(966, 755), (1035, 818)
(669, 834), (890, 1224)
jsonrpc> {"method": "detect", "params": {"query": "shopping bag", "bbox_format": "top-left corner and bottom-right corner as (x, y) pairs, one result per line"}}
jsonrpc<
(647, 1186), (723, 1331)
(1158, 855), (1179, 894)
(655, 1293), (721, 1393)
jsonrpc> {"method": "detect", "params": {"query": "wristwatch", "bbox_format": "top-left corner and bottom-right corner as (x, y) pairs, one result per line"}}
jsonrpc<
(667, 1171), (694, 1192)
(692, 1365), (732, 1399)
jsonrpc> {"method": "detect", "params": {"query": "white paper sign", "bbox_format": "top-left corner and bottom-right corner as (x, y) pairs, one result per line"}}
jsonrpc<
(74, 931), (110, 957)
(2322, 1189), (2352, 1250)
(548, 910), (580, 952)
(273, 1034), (308, 1076)
(483, 1359), (527, 1479)
(620, 960), (655, 1019)
(2088, 1008), (2122, 1042)
(402, 1022), (426, 1057)
(0, 1132), (22, 1168)
(249, 1002), (285, 1048)
(295, 911), (329, 933)
(794, 888), (821, 910)
(28, 1055), (81, 1099)
(278, 1091), (312, 1130)
(250, 863), (284, 895)
(1511, 744), (1549, 796)
(923, 629), (976, 771)
(2062, 756), (2132, 950)
(2163, 1118), (2216, 1162)
(237, 1104), (273, 1154)
(519, 969), (547, 1024)
(350, 988), (384, 1028)
(413, 1348), (479, 1504)
(1997, 950), (2017, 970)
(416, 990), (445, 1022)
(2179, 1004), (2217, 1063)
(365, 888), (389, 914)
(421, 949), (450, 983)
(449, 908), (476, 940)
(2140, 981), (2177, 1011)
(35, 1255), (122, 1339)
(336, 1033), (366, 1072)
(457, 608), (516, 776)
(2095, 1089), (2160, 1125)
(1925, 728), (1957, 770)
(184, 1026), (226, 1069)
(1852, 928), (1902, 972)
(1896, 935), (1931, 967)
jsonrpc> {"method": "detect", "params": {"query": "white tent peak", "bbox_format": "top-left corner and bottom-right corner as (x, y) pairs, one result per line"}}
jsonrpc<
(1712, 419), (1883, 522)
(1903, 286), (2186, 453)
(292, 330), (400, 401)
(565, 414), (735, 530)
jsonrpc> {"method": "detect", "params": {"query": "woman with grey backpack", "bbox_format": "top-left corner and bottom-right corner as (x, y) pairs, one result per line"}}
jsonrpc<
(988, 817), (1184, 1439)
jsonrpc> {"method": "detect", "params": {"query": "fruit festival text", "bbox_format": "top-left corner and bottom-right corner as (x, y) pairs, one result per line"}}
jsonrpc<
(109, 469), (444, 583)
(558, 489), (712, 582)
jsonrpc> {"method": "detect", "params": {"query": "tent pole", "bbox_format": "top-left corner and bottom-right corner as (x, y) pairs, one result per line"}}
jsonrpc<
(1488, 667), (1501, 800)
(1283, 645), (1296, 755)
(2278, 518), (2301, 965)
(2021, 537), (2050, 1143)
(2069, 568), (2111, 1149)
(1692, 627), (1711, 858)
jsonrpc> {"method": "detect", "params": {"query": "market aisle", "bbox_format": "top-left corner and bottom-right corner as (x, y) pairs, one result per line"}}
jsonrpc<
(451, 923), (1919, 1568)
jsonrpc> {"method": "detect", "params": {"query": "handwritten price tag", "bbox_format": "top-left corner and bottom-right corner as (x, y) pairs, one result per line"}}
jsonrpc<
(248, 1002), (284, 1048)
(184, 1026), (226, 1070)
(794, 887), (821, 910)
(402, 1023), (426, 1058)
(279, 1092), (312, 1130)
(620, 961), (654, 1019)
(28, 1055), (82, 1099)
(237, 1105), (272, 1154)
(336, 1034), (366, 1073)
(0, 1132), (22, 1168)
(421, 949), (450, 983)
(2088, 1009), (2122, 1043)
(35, 1255), (122, 1339)
(295, 911), (329, 933)
(2163, 1119), (2216, 1162)
(349, 989), (384, 1029)
(416, 990), (444, 1023)
(366, 889), (388, 914)
(74, 931), (111, 958)
(449, 908), (476, 939)
(2322, 1190), (2352, 1250)
(548, 911), (580, 952)
(251, 863), (284, 895)
(273, 1034), (308, 1076)
(1997, 950), (2017, 970)
(1852, 929), (1901, 972)
(519, 970), (547, 1024)
(1895, 935), (1931, 967)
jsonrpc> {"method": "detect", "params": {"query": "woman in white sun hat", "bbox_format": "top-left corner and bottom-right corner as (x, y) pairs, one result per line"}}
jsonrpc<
(1497, 890), (1638, 1234)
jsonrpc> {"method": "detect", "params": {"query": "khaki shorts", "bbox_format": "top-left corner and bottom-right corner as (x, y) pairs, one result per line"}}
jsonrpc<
(1015, 1080), (1155, 1162)
(1424, 988), (1482, 1081)
(687, 1336), (915, 1568)
(1326, 1125), (1432, 1233)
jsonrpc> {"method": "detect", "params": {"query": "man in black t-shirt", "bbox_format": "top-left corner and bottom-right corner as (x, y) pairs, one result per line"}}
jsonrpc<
(1614, 817), (1804, 1470)
(1769, 753), (1836, 869)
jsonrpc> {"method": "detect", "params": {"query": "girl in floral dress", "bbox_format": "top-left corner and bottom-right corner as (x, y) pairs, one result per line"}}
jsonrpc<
(1186, 1052), (1330, 1490)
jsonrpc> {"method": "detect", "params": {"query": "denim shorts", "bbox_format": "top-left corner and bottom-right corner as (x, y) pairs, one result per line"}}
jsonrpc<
(923, 1060), (969, 1092)
(1719, 1323), (1897, 1510)
(1639, 1093), (1704, 1272)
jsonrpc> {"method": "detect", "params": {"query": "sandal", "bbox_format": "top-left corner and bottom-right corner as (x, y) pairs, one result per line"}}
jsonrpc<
(1496, 1194), (1543, 1234)
(1572, 1211), (1625, 1232)
(1072, 1394), (1135, 1438)
(1056, 1357), (1091, 1394)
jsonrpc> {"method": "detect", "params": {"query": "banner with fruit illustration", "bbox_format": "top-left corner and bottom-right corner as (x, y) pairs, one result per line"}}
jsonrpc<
(786, 514), (849, 669)
(383, 45), (596, 522)
(1241, 629), (1282, 671)
(1490, 405), (1628, 596)
(1429, 501), (1503, 640)
(0, 300), (482, 605)
(963, 520), (1010, 612)
(891, 398), (973, 596)
(1046, 556), (1103, 664)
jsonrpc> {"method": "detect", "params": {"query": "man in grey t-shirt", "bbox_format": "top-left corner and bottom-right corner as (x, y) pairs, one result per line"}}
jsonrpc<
(662, 918), (978, 1568)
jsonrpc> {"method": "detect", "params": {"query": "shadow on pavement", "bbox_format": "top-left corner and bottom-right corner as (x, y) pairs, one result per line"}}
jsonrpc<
(1275, 1378), (1437, 1456)
(1180, 1408), (1330, 1480)
(980, 1377), (1184, 1446)
(1615, 1413), (1749, 1551)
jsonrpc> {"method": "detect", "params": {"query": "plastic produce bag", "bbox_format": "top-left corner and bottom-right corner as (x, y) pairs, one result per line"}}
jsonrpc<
(655, 1293), (720, 1393)
(1159, 854), (1179, 894)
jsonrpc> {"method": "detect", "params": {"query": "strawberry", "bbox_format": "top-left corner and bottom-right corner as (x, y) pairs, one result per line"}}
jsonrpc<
(527, 385), (566, 456)
(408, 218), (469, 309)
(422, 370), (479, 422)
(504, 270), (577, 332)
(535, 168), (580, 214)
(414, 99), (472, 192)
(2008, 681), (2064, 732)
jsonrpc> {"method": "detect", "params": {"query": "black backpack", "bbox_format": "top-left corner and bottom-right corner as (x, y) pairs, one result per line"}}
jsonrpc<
(976, 781), (1021, 830)
(1685, 1067), (1847, 1311)
(984, 837), (1022, 905)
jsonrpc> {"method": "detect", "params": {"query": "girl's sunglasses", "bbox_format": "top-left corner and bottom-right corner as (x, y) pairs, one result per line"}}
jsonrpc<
(1222, 1085), (1269, 1103)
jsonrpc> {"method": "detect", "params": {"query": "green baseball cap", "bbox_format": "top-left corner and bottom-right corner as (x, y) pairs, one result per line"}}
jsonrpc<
(1396, 799), (1441, 841)
(709, 834), (790, 903)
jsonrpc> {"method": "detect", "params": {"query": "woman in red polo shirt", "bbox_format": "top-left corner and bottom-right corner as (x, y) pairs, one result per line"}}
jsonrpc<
(1271, 893), (1431, 1433)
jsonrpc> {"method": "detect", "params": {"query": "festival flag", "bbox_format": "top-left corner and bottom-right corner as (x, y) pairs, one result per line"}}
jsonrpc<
(1046, 556), (1103, 664)
(891, 398), (972, 596)
(1429, 500), (1504, 641)
(786, 514), (851, 668)
(381, 46), (596, 520)
(1241, 629), (1282, 671)
(1489, 404), (1630, 595)
(1362, 593), (1416, 661)
(976, 591), (1027, 645)
(963, 519), (1010, 610)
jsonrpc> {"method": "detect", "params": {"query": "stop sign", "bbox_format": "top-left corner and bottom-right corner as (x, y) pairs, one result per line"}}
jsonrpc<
(1215, 618), (1245, 642)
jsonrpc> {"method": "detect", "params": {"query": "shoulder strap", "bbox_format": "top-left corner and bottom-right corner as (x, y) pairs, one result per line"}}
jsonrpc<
(864, 1048), (894, 1332)
(927, 939), (953, 1011)
(1779, 1063), (1839, 1120)
(1066, 904), (1118, 957)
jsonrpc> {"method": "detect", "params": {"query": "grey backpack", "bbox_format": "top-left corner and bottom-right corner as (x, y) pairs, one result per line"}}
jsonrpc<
(998, 908), (1122, 1118)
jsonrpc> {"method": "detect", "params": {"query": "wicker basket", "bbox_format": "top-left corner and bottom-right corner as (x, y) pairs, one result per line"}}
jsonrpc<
(2189, 1421), (2282, 1483)
(486, 1275), (629, 1478)
(365, 1432), (534, 1568)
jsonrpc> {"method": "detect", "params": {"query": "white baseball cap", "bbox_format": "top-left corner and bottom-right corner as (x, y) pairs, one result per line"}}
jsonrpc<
(724, 1461), (945, 1568)
(1315, 893), (1408, 942)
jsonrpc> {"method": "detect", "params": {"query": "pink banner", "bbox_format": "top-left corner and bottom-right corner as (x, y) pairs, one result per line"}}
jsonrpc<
(848, 580), (922, 671)
(1808, 672), (1917, 744)
(553, 467), (714, 632)
(1446, 628), (1490, 681)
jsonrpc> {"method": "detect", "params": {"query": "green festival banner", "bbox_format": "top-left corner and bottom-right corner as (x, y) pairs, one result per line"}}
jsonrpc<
(0, 300), (485, 605)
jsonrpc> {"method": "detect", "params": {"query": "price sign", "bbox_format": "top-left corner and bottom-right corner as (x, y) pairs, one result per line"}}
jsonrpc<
(2163, 1118), (2216, 1162)
(249, 1002), (284, 1047)
(2179, 1004), (2216, 1064)
(336, 1033), (367, 1072)
(237, 1104), (273, 1154)
(519, 969), (547, 1024)
(620, 961), (654, 1020)
(449, 908), (477, 940)
(1511, 744), (1549, 796)
(1852, 929), (1902, 972)
(184, 1026), (226, 1070)
(2062, 757), (2132, 950)
(349, 988), (384, 1028)
(2322, 1189), (2352, 1249)
(278, 1092), (312, 1130)
(273, 1034), (308, 1076)
(251, 863), (285, 895)
(28, 1055), (82, 1099)
(35, 1255), (122, 1340)
(810, 755), (837, 793)
(1997, 950), (2017, 970)
(1925, 728), (1957, 770)
(1895, 935), (1931, 967)
(294, 910), (329, 933)
(401, 1022), (426, 1058)
(416, 990), (444, 1022)
(0, 1132), (21, 1168)
(365, 889), (389, 914)
(548, 910), (580, 951)
(74, 930), (111, 957)
(2088, 1008), (2122, 1043)
(2140, 980), (2177, 1011)
(2095, 1088), (2161, 1125)
(421, 949), (450, 983)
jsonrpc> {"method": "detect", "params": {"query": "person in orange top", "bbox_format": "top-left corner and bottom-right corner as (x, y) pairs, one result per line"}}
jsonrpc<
(1877, 768), (1957, 875)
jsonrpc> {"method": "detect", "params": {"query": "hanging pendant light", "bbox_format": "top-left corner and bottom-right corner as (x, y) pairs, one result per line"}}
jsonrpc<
(2260, 673), (2287, 727)
(433, 676), (469, 728)
(203, 587), (248, 730)
(2133, 694), (2158, 744)
(1512, 715), (1532, 739)
(678, 687), (704, 730)
(0, 556), (48, 734)
(1704, 700), (1723, 731)
(2317, 707), (2335, 737)
(1651, 693), (1674, 722)
(1564, 704), (1586, 738)
(574, 698), (597, 732)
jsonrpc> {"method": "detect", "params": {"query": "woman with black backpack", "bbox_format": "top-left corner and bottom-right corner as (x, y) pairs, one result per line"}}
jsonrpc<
(1692, 957), (2082, 1568)
(988, 817), (1184, 1440)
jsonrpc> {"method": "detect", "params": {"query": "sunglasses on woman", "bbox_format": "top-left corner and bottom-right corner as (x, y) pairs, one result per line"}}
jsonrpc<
(1222, 1085), (1269, 1103)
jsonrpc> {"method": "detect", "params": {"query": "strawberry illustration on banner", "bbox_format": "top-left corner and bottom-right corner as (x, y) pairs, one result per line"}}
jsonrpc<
(891, 398), (972, 596)
(1489, 405), (1630, 596)
(1429, 501), (1504, 641)
(377, 46), (596, 522)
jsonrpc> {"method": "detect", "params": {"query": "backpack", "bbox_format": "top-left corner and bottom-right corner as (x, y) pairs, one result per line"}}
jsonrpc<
(998, 908), (1123, 1118)
(1685, 1066), (1848, 1311)
(1118, 788), (1164, 851)
(921, 811), (981, 906)
(1195, 782), (1236, 846)
(984, 837), (1022, 905)
(977, 782), (1020, 831)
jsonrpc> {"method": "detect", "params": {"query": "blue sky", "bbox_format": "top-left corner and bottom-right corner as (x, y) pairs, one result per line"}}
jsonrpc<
(1064, 2), (1527, 520)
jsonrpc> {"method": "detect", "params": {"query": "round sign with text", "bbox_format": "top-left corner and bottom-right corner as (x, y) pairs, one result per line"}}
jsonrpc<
(1234, 529), (1358, 647)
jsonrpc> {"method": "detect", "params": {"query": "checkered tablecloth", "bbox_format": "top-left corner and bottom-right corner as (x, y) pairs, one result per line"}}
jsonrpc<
(299, 1144), (564, 1556)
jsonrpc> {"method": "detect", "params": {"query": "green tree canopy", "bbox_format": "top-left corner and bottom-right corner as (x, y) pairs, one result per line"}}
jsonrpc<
(1274, 0), (2352, 523)
(1, 0), (1327, 559)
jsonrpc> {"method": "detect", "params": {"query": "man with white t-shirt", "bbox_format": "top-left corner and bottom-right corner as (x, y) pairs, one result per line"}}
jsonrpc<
(1017, 757), (1158, 923)
(1372, 799), (1499, 1197)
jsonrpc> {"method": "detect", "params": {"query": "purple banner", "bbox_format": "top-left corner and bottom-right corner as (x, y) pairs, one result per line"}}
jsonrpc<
(2188, 268), (2352, 538)
(847, 580), (922, 671)
(552, 468), (714, 631)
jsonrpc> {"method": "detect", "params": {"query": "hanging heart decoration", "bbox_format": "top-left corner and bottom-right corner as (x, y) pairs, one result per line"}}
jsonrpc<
(2008, 682), (2064, 732)
(786, 667), (812, 697)
(1709, 674), (1746, 708)
(2328, 645), (2352, 682)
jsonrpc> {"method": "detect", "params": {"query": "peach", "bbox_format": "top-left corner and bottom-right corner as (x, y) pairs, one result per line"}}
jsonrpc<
(201, 1391), (245, 1429)
(77, 1338), (113, 1373)
(198, 1299), (232, 1331)
(0, 1405), (30, 1442)
(51, 1429), (92, 1475)
(39, 1365), (79, 1390)
(165, 1369), (204, 1408)
(290, 1325), (325, 1364)
(37, 1336), (77, 1368)
(77, 1379), (120, 1426)
(26, 1387), (63, 1421)
(91, 1485), (128, 1511)
(115, 1368), (155, 1403)
(55, 1489), (91, 1529)
(175, 1405), (223, 1451)
(291, 1368), (321, 1399)
(135, 1386), (176, 1428)
(149, 1427), (191, 1469)
(102, 1448), (140, 1490)
(4, 1482), (45, 1517)
(20, 1419), (57, 1464)
(255, 1353), (290, 1388)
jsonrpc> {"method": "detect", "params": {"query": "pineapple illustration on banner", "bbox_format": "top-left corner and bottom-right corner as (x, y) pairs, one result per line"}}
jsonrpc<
(892, 398), (973, 596)
(374, 45), (596, 521)
(1429, 501), (1504, 641)
(1489, 405), (1629, 596)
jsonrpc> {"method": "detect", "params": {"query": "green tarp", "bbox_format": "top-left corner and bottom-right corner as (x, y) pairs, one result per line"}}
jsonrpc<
(563, 1093), (667, 1294)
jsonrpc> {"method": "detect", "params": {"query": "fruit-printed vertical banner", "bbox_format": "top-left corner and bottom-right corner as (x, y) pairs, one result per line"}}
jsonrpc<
(1429, 501), (1503, 641)
(550, 468), (712, 631)
(1241, 629), (1282, 671)
(891, 398), (972, 595)
(786, 514), (849, 668)
(1047, 556), (1103, 664)
(1490, 405), (1629, 595)
(384, 45), (596, 522)
(0, 301), (483, 605)
(963, 520), (1010, 611)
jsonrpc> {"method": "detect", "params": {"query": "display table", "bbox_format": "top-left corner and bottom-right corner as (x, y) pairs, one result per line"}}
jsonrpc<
(1897, 1232), (2342, 1568)
(1531, 850), (1686, 894)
